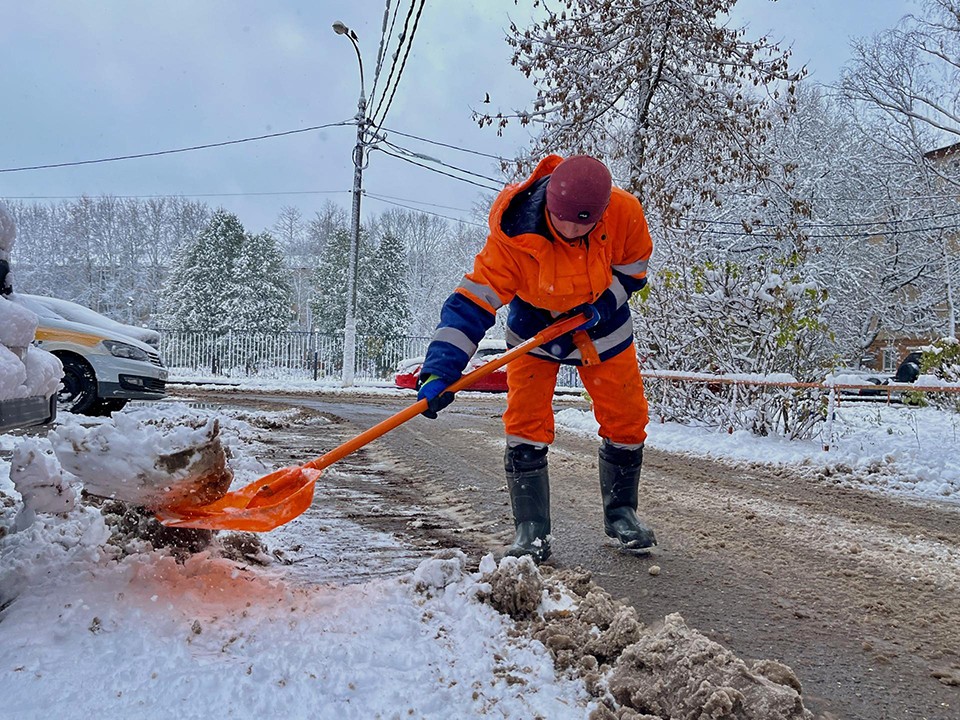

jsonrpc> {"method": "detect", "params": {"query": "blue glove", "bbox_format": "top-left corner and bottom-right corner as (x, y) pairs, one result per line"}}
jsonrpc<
(568, 303), (600, 331)
(416, 373), (456, 419)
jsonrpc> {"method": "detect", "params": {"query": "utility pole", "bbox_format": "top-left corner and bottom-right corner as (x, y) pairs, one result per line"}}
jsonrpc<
(333, 20), (366, 386)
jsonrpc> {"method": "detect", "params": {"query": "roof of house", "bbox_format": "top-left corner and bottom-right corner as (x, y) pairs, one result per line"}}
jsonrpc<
(924, 140), (960, 161)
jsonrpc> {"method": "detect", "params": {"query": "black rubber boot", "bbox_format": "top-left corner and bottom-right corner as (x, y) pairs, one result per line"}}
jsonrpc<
(598, 440), (657, 550)
(504, 443), (551, 563)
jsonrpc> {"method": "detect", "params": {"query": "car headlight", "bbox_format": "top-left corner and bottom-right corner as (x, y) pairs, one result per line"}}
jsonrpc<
(102, 339), (151, 362)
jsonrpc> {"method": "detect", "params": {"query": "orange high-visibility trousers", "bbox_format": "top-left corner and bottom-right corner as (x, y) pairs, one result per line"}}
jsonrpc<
(504, 346), (649, 447)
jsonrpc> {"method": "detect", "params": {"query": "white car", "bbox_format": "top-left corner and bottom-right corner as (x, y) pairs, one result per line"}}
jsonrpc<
(17, 293), (160, 348)
(12, 294), (168, 415)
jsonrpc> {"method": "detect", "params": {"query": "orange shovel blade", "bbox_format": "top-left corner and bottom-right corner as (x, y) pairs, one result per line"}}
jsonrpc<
(156, 466), (322, 532)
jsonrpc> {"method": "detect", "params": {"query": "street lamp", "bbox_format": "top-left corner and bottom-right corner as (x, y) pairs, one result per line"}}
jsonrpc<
(333, 20), (366, 386)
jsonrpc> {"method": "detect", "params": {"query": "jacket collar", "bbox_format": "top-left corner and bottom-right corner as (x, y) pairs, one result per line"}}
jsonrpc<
(489, 155), (565, 256)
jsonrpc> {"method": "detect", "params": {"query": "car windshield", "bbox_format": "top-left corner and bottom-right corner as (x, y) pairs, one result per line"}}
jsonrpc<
(11, 294), (64, 320)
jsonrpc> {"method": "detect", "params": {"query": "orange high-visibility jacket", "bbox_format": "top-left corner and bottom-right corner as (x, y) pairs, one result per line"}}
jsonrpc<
(421, 155), (653, 382)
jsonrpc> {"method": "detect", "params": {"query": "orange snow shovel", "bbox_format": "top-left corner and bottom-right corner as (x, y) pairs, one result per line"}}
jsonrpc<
(156, 312), (591, 533)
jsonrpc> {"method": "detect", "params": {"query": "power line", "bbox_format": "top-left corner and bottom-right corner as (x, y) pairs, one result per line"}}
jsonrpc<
(369, 0), (404, 117)
(1, 188), (483, 218)
(0, 120), (352, 173)
(369, 0), (426, 130)
(0, 190), (350, 201)
(381, 139), (504, 184)
(382, 126), (510, 161)
(681, 207), (960, 229)
(360, 191), (475, 213)
(375, 146), (501, 191)
(692, 221), (960, 239)
(369, 0), (399, 108)
(364, 191), (486, 227)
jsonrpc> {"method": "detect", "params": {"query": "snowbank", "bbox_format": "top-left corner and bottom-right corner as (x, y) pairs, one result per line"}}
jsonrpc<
(556, 402), (960, 501)
(0, 203), (62, 403)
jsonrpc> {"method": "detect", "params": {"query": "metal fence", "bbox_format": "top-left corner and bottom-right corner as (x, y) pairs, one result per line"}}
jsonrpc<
(154, 327), (584, 386)
(155, 329), (434, 381)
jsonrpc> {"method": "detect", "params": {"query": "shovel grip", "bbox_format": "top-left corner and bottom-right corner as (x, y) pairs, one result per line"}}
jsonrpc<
(303, 311), (591, 472)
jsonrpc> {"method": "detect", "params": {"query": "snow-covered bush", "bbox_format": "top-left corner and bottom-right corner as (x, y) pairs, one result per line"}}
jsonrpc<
(638, 251), (831, 439)
(920, 337), (960, 411)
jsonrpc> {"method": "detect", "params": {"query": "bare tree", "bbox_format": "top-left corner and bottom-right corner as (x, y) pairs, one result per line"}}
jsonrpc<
(841, 0), (960, 160)
(840, 0), (960, 340)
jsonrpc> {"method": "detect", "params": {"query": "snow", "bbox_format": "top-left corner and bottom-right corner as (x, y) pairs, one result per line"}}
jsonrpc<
(0, 204), (62, 402)
(1, 384), (957, 718)
(1, 404), (598, 719)
(15, 293), (161, 347)
(556, 400), (960, 502)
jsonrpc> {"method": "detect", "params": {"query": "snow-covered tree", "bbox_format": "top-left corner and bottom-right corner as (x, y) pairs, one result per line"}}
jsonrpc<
(159, 209), (246, 332)
(138, 197), (210, 322)
(161, 209), (294, 348)
(7, 195), (208, 325)
(227, 230), (293, 332)
(273, 206), (306, 254)
(358, 230), (411, 375)
(373, 208), (486, 336)
(360, 230), (409, 338)
(310, 226), (356, 336)
(305, 203), (349, 259)
(277, 202), (352, 331)
(639, 252), (830, 438)
(481, 0), (803, 226)
(841, 0), (960, 161)
(273, 206), (312, 329)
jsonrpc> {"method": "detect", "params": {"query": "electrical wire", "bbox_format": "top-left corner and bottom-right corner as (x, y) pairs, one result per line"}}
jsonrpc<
(359, 191), (475, 212)
(0, 120), (353, 173)
(680, 207), (960, 229)
(381, 139), (505, 184)
(364, 191), (486, 227)
(369, 0), (427, 131)
(0, 190), (350, 200)
(375, 146), (501, 191)
(370, 1), (404, 113)
(381, 126), (511, 161)
(686, 221), (960, 239)
(369, 0), (398, 108)
(368, 0), (417, 124)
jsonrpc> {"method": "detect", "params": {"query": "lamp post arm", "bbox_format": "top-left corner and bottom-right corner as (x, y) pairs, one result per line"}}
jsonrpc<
(349, 37), (366, 105)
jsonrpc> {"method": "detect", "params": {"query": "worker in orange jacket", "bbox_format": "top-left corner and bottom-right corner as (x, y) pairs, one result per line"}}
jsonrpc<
(417, 154), (655, 562)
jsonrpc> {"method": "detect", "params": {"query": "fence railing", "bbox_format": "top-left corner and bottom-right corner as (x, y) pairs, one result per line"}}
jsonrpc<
(640, 369), (960, 449)
(154, 328), (585, 386)
(155, 328), (435, 381)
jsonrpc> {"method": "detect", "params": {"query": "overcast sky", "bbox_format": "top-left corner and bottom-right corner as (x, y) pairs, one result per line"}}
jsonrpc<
(0, 1), (916, 235)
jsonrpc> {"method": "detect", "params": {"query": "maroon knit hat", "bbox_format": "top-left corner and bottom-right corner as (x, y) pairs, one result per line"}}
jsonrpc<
(545, 155), (612, 223)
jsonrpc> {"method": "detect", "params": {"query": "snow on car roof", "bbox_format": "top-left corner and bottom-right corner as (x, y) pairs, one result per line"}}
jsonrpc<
(477, 338), (506, 351)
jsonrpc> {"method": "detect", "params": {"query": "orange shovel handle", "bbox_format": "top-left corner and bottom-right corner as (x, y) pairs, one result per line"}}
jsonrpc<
(302, 311), (589, 473)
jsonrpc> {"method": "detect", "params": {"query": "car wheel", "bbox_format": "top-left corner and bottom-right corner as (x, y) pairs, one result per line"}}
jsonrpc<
(57, 355), (99, 415)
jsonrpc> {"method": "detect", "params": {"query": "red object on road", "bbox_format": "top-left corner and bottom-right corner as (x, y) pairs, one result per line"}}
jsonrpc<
(394, 340), (509, 392)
